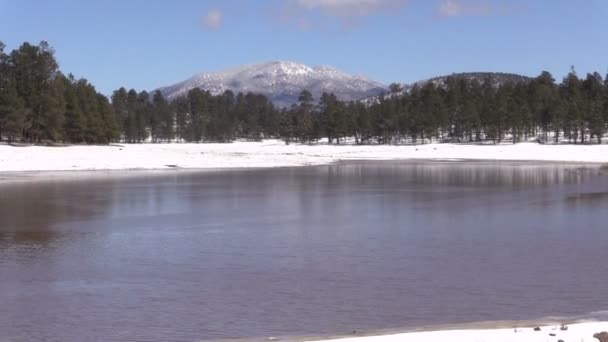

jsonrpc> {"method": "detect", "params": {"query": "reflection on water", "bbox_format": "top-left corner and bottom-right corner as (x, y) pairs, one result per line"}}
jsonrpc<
(1, 161), (608, 342)
(566, 191), (608, 204)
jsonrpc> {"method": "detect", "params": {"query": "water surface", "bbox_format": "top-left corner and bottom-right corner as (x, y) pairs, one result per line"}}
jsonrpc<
(1, 161), (608, 341)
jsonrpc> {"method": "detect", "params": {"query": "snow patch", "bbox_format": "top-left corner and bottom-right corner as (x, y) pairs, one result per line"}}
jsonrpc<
(1, 140), (608, 174)
(310, 322), (608, 342)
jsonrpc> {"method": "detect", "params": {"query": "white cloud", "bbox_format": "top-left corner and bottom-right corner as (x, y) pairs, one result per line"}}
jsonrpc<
(438, 0), (464, 17)
(279, 0), (408, 31)
(202, 9), (223, 31)
(292, 0), (408, 17)
(437, 0), (512, 18)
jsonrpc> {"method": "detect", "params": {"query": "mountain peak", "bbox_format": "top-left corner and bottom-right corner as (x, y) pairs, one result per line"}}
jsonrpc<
(157, 61), (387, 107)
(261, 61), (315, 76)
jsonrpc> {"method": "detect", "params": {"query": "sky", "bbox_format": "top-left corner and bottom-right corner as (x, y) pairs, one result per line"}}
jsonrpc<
(1, 0), (607, 96)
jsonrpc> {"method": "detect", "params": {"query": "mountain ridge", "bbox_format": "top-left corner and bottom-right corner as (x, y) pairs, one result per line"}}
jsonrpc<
(156, 61), (388, 107)
(362, 72), (533, 104)
(156, 63), (533, 107)
(412, 72), (533, 88)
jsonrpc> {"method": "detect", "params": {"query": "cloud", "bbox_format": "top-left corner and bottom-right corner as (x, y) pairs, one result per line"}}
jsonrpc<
(279, 0), (409, 31)
(202, 9), (223, 31)
(437, 0), (512, 17)
(293, 0), (408, 17)
(438, 0), (464, 17)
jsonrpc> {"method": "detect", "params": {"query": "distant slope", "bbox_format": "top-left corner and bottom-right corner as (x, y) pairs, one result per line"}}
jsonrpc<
(363, 72), (533, 103)
(156, 61), (388, 107)
(415, 72), (532, 88)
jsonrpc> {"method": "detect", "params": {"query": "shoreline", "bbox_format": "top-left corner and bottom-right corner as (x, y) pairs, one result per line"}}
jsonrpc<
(0, 158), (605, 185)
(211, 316), (608, 342)
(1, 140), (608, 177)
(304, 321), (608, 342)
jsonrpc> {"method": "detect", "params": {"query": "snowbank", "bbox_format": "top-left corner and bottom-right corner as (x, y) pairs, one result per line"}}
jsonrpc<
(310, 322), (608, 342)
(1, 140), (608, 173)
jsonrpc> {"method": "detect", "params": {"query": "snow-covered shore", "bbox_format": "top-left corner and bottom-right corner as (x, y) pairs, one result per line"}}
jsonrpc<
(1, 140), (608, 173)
(310, 322), (608, 342)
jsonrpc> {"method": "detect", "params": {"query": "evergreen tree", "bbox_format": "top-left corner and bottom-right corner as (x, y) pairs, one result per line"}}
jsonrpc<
(96, 93), (120, 143)
(0, 42), (27, 142)
(582, 73), (605, 144)
(279, 107), (294, 144)
(62, 74), (86, 142)
(75, 78), (106, 143)
(136, 91), (151, 142)
(353, 101), (372, 144)
(445, 77), (463, 140)
(125, 89), (139, 142)
(529, 71), (558, 143)
(40, 76), (65, 142)
(10, 41), (65, 142)
(419, 83), (444, 142)
(5, 40), (608, 147)
(319, 92), (341, 143)
(151, 90), (173, 142)
(561, 68), (584, 143)
(389, 83), (403, 94)
(171, 95), (190, 142)
(111, 87), (129, 142)
(187, 88), (207, 142)
(294, 90), (316, 143)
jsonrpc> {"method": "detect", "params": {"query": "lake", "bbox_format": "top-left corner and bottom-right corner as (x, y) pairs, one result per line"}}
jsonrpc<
(1, 161), (608, 342)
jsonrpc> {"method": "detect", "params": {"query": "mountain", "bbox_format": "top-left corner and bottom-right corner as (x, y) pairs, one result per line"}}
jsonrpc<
(363, 72), (533, 104)
(412, 72), (532, 89)
(156, 61), (388, 107)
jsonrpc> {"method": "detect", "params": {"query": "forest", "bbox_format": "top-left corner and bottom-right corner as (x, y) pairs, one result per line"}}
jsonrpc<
(1, 41), (607, 145)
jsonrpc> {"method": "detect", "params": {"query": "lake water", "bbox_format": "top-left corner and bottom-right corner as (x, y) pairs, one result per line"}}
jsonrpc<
(1, 161), (608, 342)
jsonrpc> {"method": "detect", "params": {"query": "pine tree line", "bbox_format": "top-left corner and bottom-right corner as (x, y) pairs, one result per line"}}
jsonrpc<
(112, 88), (279, 143)
(2, 41), (608, 145)
(0, 41), (119, 144)
(275, 70), (608, 145)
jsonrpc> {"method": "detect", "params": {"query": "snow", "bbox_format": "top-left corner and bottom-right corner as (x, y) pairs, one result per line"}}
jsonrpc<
(1, 140), (608, 173)
(309, 322), (608, 342)
(156, 61), (387, 107)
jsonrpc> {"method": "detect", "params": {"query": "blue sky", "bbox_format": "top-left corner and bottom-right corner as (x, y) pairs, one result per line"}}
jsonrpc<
(1, 0), (607, 95)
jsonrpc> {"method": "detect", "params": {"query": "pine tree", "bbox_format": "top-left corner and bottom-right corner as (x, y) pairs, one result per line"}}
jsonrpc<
(389, 83), (403, 94)
(295, 90), (315, 143)
(76, 78), (106, 143)
(0, 42), (27, 143)
(420, 83), (444, 143)
(214, 90), (236, 142)
(445, 77), (463, 141)
(171, 95), (190, 142)
(529, 71), (558, 143)
(40, 76), (65, 142)
(0, 83), (26, 143)
(582, 73), (605, 144)
(151, 90), (172, 142)
(561, 68), (584, 143)
(62, 74), (86, 143)
(111, 87), (129, 142)
(278, 108), (294, 144)
(319, 93), (337, 143)
(97, 93), (119, 143)
(187, 88), (207, 142)
(10, 41), (64, 142)
(136, 91), (150, 142)
(353, 102), (372, 144)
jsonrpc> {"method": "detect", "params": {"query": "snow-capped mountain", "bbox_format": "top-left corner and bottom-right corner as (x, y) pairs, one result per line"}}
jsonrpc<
(156, 61), (388, 107)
